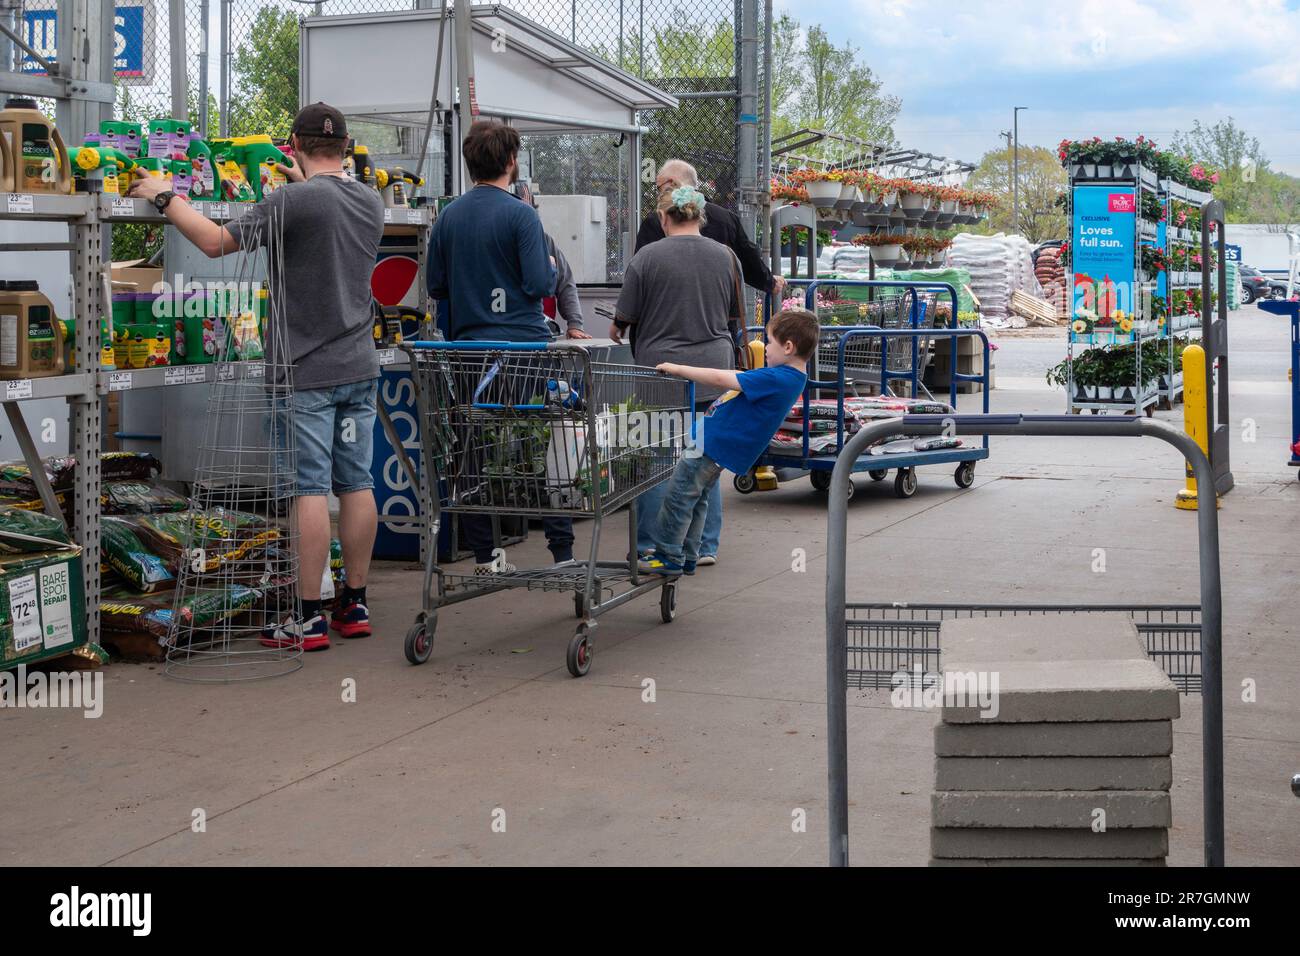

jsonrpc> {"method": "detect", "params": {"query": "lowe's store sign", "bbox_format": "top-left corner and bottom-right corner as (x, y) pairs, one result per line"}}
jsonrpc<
(21, 0), (154, 84)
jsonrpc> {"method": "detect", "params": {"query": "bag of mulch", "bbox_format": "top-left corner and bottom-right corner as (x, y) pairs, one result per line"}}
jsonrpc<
(101, 582), (262, 639)
(911, 436), (962, 452)
(101, 516), (175, 592)
(101, 480), (189, 515)
(133, 509), (280, 576)
(0, 503), (70, 553)
(101, 451), (162, 481)
(0, 455), (77, 496)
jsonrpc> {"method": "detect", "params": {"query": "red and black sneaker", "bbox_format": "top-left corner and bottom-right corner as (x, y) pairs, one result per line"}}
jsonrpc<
(331, 600), (371, 639)
(260, 614), (330, 652)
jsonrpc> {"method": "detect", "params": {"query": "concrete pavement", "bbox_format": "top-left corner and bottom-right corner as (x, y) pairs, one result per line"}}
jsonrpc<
(2, 318), (1295, 867)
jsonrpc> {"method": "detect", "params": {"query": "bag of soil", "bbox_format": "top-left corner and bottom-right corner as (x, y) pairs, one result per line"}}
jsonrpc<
(101, 480), (189, 515)
(101, 582), (261, 639)
(101, 451), (162, 481)
(134, 509), (280, 577)
(101, 516), (175, 592)
(0, 503), (70, 552)
(0, 455), (76, 496)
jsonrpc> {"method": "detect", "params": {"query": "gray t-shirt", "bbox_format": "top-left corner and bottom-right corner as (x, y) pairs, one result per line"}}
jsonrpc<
(227, 174), (384, 389)
(615, 234), (743, 401)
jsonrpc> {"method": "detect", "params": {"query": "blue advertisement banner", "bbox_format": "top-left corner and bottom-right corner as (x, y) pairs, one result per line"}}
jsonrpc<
(1072, 184), (1136, 319)
(21, 0), (152, 82)
(1224, 243), (1242, 263)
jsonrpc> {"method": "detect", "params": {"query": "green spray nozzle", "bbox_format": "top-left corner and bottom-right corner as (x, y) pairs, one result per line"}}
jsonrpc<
(75, 145), (137, 172)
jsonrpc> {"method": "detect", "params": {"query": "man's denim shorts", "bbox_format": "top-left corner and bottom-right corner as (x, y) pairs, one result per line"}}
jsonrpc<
(278, 379), (378, 496)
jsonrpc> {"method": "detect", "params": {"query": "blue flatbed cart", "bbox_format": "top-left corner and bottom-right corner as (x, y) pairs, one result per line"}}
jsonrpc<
(739, 280), (992, 499)
(1254, 298), (1300, 475)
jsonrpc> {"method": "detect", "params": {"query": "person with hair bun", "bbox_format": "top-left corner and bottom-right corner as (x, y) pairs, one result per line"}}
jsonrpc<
(614, 184), (744, 567)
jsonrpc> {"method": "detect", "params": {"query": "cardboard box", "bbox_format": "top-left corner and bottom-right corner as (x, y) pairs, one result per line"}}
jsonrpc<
(111, 259), (164, 294)
(0, 546), (87, 669)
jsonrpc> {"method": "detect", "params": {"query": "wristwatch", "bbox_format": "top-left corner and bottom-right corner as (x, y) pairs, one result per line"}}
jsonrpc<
(153, 190), (176, 213)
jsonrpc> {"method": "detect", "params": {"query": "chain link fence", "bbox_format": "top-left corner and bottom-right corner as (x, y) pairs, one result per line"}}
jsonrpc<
(22, 0), (751, 273)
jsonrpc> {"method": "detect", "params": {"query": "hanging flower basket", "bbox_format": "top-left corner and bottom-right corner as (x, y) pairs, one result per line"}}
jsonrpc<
(805, 179), (843, 204)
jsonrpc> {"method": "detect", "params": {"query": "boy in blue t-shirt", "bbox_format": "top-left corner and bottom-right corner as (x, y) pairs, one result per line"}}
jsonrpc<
(643, 308), (819, 575)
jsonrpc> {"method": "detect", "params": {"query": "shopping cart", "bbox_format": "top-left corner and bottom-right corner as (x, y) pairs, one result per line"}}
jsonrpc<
(403, 341), (695, 677)
(824, 413), (1226, 867)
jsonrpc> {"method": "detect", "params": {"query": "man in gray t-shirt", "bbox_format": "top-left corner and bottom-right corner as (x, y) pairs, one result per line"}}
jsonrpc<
(128, 102), (385, 651)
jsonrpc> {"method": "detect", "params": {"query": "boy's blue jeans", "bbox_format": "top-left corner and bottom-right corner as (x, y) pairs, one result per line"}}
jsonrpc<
(652, 453), (725, 566)
(636, 476), (721, 557)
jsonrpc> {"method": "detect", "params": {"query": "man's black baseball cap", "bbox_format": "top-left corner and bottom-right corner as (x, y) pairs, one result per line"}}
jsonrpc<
(291, 102), (348, 139)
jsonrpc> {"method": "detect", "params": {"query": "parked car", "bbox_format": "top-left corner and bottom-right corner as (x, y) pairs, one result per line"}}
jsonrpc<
(1266, 275), (1293, 300)
(1238, 265), (1272, 304)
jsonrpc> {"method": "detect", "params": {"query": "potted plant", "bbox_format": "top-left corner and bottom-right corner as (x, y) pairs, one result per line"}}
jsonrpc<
(897, 181), (930, 219)
(852, 232), (905, 266)
(790, 168), (843, 205)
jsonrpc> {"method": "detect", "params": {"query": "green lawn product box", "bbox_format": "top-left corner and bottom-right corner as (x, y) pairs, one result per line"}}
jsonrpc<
(0, 546), (86, 669)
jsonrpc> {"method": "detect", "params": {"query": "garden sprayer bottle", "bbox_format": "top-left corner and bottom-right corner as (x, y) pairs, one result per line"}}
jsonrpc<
(225, 134), (294, 200)
(99, 120), (143, 157)
(376, 167), (424, 208)
(205, 139), (256, 202)
(0, 98), (71, 194)
(75, 145), (139, 195)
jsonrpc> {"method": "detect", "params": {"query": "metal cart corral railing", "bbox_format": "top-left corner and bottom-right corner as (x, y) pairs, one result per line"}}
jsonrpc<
(825, 414), (1225, 867)
(803, 279), (953, 395)
(1253, 297), (1300, 476)
(402, 341), (695, 677)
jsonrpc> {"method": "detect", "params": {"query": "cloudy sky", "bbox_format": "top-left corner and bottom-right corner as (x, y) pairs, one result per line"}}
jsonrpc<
(774, 0), (1300, 173)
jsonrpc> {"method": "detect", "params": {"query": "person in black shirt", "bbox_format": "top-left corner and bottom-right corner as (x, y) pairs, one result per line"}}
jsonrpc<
(633, 159), (786, 300)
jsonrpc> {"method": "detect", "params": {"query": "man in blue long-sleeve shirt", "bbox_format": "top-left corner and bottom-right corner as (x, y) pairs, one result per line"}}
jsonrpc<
(427, 120), (574, 571)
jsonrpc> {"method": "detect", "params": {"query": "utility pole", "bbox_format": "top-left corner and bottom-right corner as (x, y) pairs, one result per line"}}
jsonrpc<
(1000, 131), (1012, 224)
(1013, 106), (1027, 236)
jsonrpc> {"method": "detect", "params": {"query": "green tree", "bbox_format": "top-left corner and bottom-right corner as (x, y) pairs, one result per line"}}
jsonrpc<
(792, 25), (898, 147)
(1170, 117), (1267, 220)
(965, 144), (1066, 243)
(229, 6), (300, 138)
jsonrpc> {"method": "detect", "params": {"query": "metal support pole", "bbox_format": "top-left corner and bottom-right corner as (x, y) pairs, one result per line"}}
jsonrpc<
(219, 0), (230, 135)
(451, 0), (476, 194)
(1012, 107), (1026, 235)
(737, 0), (759, 291)
(198, 0), (210, 136)
(168, 0), (187, 119)
(759, 0), (772, 268)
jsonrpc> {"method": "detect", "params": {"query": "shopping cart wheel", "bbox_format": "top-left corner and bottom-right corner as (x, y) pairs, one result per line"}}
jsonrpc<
(954, 461), (976, 489)
(733, 472), (756, 494)
(809, 470), (832, 492)
(660, 581), (677, 623)
(868, 469), (888, 481)
(567, 626), (593, 678)
(894, 467), (917, 498)
(404, 614), (434, 665)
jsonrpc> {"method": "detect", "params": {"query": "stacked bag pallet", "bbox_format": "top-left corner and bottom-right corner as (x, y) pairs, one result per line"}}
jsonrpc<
(949, 233), (1040, 326)
(929, 615), (1178, 866)
(1033, 246), (1068, 320)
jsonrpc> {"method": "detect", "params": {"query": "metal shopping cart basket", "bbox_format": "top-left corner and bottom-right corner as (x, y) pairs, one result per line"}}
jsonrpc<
(824, 414), (1226, 866)
(403, 341), (694, 677)
(809, 281), (945, 393)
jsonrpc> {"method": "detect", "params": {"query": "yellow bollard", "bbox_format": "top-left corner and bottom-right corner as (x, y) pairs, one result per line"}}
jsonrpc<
(1175, 344), (1218, 510)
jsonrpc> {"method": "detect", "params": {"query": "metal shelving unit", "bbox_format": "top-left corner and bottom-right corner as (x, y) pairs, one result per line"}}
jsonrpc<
(1065, 163), (1162, 415)
(1157, 178), (1214, 409)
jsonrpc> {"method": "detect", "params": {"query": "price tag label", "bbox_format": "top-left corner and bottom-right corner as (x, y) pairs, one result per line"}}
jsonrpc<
(245, 362), (265, 378)
(383, 208), (393, 224)
(207, 202), (230, 220)
(5, 379), (33, 400)
(379, 349), (397, 366)
(111, 197), (136, 217)
(406, 209), (423, 225)
(164, 367), (187, 386)
(185, 365), (207, 383)
(217, 365), (235, 381)
(6, 193), (34, 214)
(8, 574), (40, 652)
(108, 371), (133, 391)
